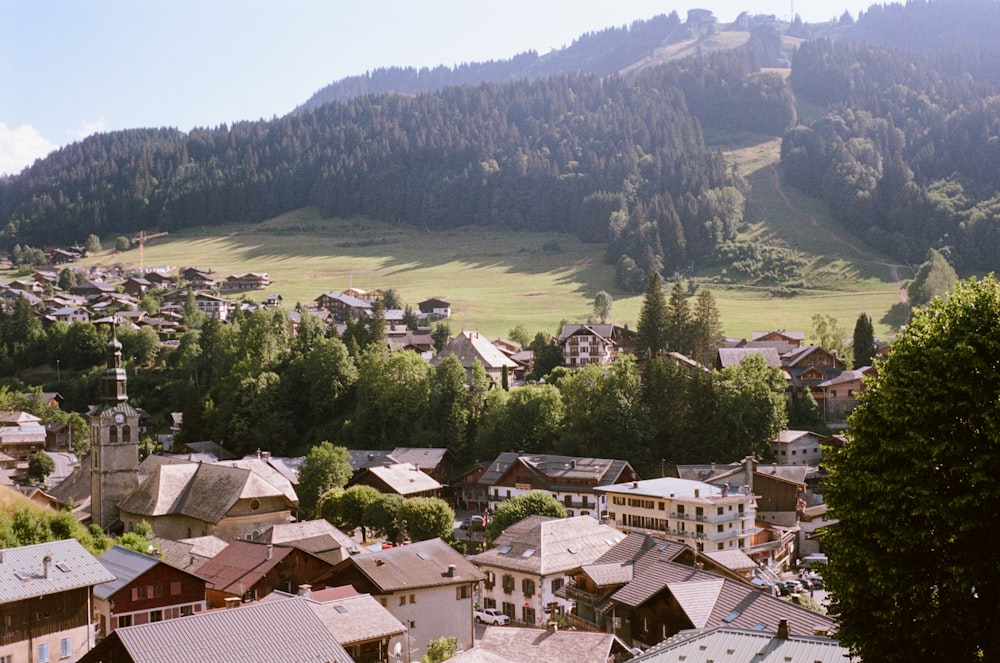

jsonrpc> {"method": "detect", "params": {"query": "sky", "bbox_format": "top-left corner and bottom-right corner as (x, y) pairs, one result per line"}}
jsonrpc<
(0, 0), (874, 176)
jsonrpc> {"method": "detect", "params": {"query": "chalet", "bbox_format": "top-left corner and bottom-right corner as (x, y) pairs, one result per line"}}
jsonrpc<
(162, 289), (231, 321)
(80, 597), (354, 663)
(9, 278), (44, 294)
(596, 477), (757, 555)
(195, 540), (335, 608)
(121, 277), (153, 296)
(265, 587), (407, 663)
(471, 515), (624, 626)
(417, 297), (451, 318)
(180, 267), (215, 287)
(223, 272), (272, 291)
(142, 271), (173, 287)
(475, 452), (638, 518)
(51, 305), (91, 324)
(0, 539), (115, 663)
(782, 345), (846, 403)
(350, 462), (443, 498)
(716, 347), (782, 370)
(322, 538), (483, 661)
(254, 520), (366, 565)
(117, 460), (298, 540)
(387, 329), (435, 355)
(0, 410), (48, 466)
(817, 366), (875, 425)
(564, 532), (835, 650)
(152, 535), (228, 575)
(348, 450), (397, 476)
(750, 330), (805, 353)
(70, 280), (118, 298)
(315, 291), (373, 321)
(93, 545), (207, 638)
(48, 248), (82, 264)
(432, 330), (518, 384)
(557, 323), (636, 367)
(1, 287), (42, 309)
(389, 447), (455, 487)
(769, 430), (827, 467)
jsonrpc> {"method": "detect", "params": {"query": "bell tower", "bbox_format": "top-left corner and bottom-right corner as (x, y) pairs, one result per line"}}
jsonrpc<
(89, 322), (140, 531)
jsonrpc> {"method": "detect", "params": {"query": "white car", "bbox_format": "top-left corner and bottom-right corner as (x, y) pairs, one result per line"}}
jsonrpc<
(474, 608), (511, 625)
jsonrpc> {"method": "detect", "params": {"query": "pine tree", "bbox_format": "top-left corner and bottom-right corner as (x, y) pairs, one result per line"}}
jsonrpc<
(665, 279), (692, 355)
(691, 288), (722, 367)
(636, 273), (669, 359)
(852, 312), (875, 368)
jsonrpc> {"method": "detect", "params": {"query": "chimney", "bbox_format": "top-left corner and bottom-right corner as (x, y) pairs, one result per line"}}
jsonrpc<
(446, 564), (456, 577)
(744, 456), (754, 492)
(632, 481), (639, 488)
(297, 584), (312, 598)
(225, 597), (242, 609)
(43, 554), (52, 579)
(776, 619), (789, 640)
(266, 544), (273, 561)
(722, 482), (729, 498)
(694, 489), (700, 498)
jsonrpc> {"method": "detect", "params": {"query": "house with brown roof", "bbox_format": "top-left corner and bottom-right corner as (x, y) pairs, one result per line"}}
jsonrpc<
(782, 345), (846, 403)
(79, 596), (354, 663)
(470, 515), (625, 627)
(390, 447), (455, 488)
(315, 291), (373, 321)
(223, 272), (272, 291)
(0, 539), (116, 663)
(265, 586), (407, 663)
(418, 297), (451, 318)
(117, 460), (298, 540)
(196, 540), (336, 608)
(564, 532), (835, 650)
(351, 462), (444, 498)
(254, 519), (366, 565)
(93, 545), (207, 639)
(557, 323), (636, 368)
(322, 538), (484, 662)
(474, 453), (638, 519)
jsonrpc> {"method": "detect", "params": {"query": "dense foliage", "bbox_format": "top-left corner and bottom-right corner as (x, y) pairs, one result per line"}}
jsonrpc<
(824, 275), (1000, 662)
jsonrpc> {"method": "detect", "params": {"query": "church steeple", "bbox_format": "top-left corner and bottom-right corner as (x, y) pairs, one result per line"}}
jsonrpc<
(100, 321), (128, 405)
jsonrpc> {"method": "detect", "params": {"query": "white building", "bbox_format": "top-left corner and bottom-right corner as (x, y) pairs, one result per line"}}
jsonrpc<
(596, 477), (757, 553)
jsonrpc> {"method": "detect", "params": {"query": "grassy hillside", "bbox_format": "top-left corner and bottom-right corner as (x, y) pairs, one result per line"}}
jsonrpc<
(86, 144), (905, 342)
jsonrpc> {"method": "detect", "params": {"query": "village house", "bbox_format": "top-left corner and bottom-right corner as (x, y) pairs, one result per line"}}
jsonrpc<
(557, 323), (636, 367)
(432, 330), (520, 385)
(93, 545), (207, 639)
(265, 586), (407, 663)
(50, 305), (92, 324)
(222, 272), (272, 291)
(195, 540), (336, 608)
(79, 596), (354, 663)
(323, 538), (482, 661)
(315, 291), (373, 321)
(782, 345), (847, 403)
(596, 477), (758, 555)
(565, 532), (835, 651)
(817, 365), (875, 426)
(180, 267), (216, 289)
(0, 539), (116, 663)
(769, 430), (827, 467)
(254, 519), (366, 565)
(471, 515), (624, 627)
(629, 622), (848, 662)
(417, 297), (451, 319)
(350, 462), (444, 499)
(0, 410), (48, 470)
(454, 624), (635, 663)
(121, 277), (153, 297)
(472, 452), (638, 518)
(389, 447), (455, 488)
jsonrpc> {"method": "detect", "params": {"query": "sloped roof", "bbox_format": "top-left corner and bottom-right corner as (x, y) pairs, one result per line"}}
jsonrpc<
(390, 447), (450, 470)
(153, 536), (227, 574)
(432, 330), (518, 370)
(700, 549), (757, 573)
(258, 520), (364, 564)
(344, 538), (484, 592)
(296, 592), (406, 645)
(471, 515), (624, 576)
(579, 561), (634, 587)
(94, 545), (161, 600)
(478, 452), (632, 489)
(120, 461), (296, 525)
(195, 540), (298, 594)
(362, 462), (443, 496)
(0, 539), (115, 603)
(717, 347), (782, 368)
(349, 449), (397, 472)
(668, 579), (725, 627)
(473, 625), (626, 663)
(94, 596), (353, 663)
(633, 626), (848, 663)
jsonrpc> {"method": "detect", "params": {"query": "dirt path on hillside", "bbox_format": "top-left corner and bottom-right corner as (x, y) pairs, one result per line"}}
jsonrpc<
(766, 164), (910, 306)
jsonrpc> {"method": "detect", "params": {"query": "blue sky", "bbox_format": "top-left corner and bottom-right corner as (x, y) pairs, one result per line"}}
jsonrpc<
(0, 0), (872, 176)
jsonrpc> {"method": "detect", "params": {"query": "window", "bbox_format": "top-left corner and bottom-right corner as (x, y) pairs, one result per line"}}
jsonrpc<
(180, 605), (194, 616)
(658, 502), (665, 511)
(380, 598), (387, 607)
(484, 570), (495, 589)
(502, 602), (515, 621)
(131, 587), (140, 601)
(456, 585), (469, 600)
(717, 507), (723, 515)
(522, 579), (535, 596)
(551, 578), (564, 592)
(150, 610), (163, 622)
(502, 574), (515, 593)
(409, 594), (416, 604)
(170, 581), (182, 595)
(718, 525), (724, 533)
(61, 637), (71, 659)
(122, 424), (131, 442)
(399, 596), (406, 606)
(38, 643), (49, 663)
(118, 615), (132, 628)
(484, 597), (496, 609)
(523, 605), (536, 624)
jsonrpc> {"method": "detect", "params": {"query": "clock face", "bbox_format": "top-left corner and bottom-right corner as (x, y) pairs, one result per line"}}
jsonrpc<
(114, 413), (125, 424)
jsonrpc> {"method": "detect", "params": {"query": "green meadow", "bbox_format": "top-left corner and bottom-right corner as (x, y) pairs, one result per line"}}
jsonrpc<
(81, 137), (905, 342)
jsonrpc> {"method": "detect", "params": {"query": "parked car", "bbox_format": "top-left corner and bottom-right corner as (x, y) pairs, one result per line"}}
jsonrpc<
(474, 608), (510, 625)
(778, 580), (803, 596)
(458, 519), (470, 530)
(470, 515), (485, 529)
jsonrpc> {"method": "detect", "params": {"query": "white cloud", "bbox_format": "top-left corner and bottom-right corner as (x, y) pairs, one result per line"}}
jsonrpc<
(77, 116), (106, 139)
(0, 122), (58, 176)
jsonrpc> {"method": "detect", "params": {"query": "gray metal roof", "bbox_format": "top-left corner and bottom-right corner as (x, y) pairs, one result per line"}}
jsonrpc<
(0, 539), (115, 603)
(105, 596), (353, 662)
(94, 545), (160, 600)
(633, 626), (850, 662)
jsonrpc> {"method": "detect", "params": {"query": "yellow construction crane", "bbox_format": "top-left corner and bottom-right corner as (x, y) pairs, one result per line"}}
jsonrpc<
(131, 231), (169, 270)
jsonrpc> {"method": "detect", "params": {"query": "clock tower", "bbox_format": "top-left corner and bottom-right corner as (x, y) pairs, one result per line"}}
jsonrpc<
(89, 323), (140, 531)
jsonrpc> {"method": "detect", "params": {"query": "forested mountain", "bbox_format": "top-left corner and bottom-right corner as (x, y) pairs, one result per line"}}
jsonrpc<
(783, 0), (1000, 270)
(0, 45), (794, 288)
(4, 1), (1000, 278)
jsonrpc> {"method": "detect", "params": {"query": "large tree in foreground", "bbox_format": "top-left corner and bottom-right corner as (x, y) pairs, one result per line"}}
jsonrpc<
(824, 275), (1000, 662)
